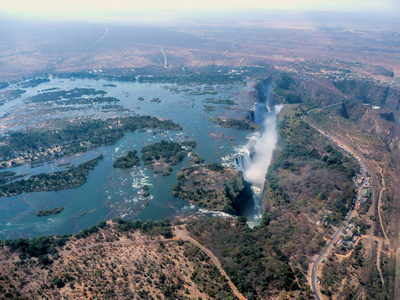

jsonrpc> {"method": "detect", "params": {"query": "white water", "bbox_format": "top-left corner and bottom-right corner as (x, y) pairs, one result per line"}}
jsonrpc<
(242, 105), (282, 186)
(235, 80), (283, 221)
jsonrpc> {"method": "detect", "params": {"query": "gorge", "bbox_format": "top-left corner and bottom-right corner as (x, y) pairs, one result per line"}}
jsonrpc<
(236, 79), (282, 222)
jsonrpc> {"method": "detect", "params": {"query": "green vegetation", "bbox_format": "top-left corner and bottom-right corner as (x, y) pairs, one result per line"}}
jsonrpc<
(266, 105), (358, 225)
(333, 79), (393, 106)
(60, 97), (120, 105)
(1, 234), (70, 261)
(235, 104), (361, 297)
(203, 105), (216, 112)
(190, 89), (218, 95)
(111, 218), (173, 239)
(0, 216), (242, 299)
(320, 257), (348, 295)
(373, 66), (395, 78)
(189, 152), (204, 164)
(113, 150), (140, 169)
(277, 73), (295, 90)
(366, 265), (388, 300)
(202, 98), (236, 105)
(56, 65), (270, 85)
(181, 140), (197, 148)
(210, 117), (260, 130)
(331, 239), (389, 299)
(172, 163), (244, 213)
(1, 220), (107, 259)
(73, 218), (173, 242)
(273, 73), (303, 104)
(101, 104), (130, 112)
(351, 218), (370, 235)
(74, 221), (107, 239)
(41, 87), (60, 92)
(0, 115), (181, 168)
(141, 140), (189, 176)
(0, 89), (26, 105)
(135, 66), (249, 84)
(27, 87), (121, 105)
(17, 78), (50, 88)
(0, 171), (23, 185)
(0, 156), (103, 197)
(183, 242), (239, 299)
(0, 171), (16, 179)
(28, 87), (106, 103)
(186, 217), (300, 299)
(380, 112), (395, 122)
(35, 207), (64, 217)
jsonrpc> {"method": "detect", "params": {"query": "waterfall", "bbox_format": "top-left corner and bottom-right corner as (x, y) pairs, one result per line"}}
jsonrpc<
(235, 79), (283, 222)
(235, 147), (251, 173)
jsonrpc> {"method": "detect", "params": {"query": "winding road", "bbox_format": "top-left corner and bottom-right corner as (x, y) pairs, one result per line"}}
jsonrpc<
(303, 100), (393, 299)
(302, 104), (365, 300)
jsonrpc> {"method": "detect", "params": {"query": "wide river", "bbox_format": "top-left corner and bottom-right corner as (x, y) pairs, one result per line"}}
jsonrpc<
(0, 76), (255, 239)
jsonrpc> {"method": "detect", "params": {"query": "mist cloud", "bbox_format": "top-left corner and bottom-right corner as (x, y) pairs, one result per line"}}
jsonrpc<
(243, 105), (283, 186)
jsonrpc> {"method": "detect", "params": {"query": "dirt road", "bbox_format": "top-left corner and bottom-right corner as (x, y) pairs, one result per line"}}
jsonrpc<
(174, 227), (247, 300)
(0, 228), (246, 300)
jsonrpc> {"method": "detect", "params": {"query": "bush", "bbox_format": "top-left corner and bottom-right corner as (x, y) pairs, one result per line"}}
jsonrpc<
(206, 163), (223, 172)
(38, 254), (53, 265)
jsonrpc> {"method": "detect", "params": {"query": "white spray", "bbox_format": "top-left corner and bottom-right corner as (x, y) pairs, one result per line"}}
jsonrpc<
(243, 105), (282, 186)
(236, 80), (282, 221)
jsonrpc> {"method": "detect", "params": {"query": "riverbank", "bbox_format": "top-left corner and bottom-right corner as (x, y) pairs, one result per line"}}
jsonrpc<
(0, 156), (103, 198)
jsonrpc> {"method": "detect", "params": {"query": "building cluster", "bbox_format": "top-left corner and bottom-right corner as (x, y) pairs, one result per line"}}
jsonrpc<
(335, 223), (358, 249)
(353, 162), (372, 210)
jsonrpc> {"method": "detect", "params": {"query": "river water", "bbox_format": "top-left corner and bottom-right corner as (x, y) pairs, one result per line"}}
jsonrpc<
(0, 76), (257, 239)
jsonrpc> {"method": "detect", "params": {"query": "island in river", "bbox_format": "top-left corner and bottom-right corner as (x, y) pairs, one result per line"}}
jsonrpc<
(34, 207), (64, 217)
(113, 150), (140, 169)
(210, 117), (260, 130)
(0, 156), (103, 197)
(172, 163), (245, 214)
(141, 140), (195, 176)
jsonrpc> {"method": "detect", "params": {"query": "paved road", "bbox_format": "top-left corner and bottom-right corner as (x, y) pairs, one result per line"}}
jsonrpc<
(311, 209), (354, 300)
(302, 107), (361, 300)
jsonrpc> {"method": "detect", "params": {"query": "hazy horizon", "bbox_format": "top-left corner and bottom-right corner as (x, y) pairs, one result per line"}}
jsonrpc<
(1, 0), (399, 22)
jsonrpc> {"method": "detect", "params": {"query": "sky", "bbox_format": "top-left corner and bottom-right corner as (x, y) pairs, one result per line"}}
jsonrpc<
(0, 0), (398, 20)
